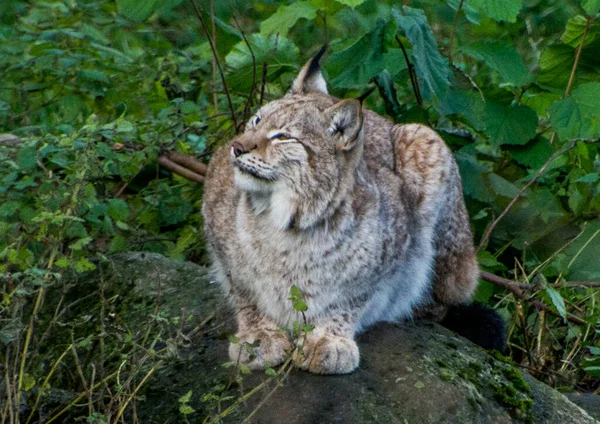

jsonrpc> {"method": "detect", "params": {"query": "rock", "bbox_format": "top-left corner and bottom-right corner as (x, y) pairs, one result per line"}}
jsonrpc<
(96, 253), (599, 424)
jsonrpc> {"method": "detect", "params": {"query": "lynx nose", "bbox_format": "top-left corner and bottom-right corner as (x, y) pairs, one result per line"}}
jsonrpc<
(231, 141), (249, 158)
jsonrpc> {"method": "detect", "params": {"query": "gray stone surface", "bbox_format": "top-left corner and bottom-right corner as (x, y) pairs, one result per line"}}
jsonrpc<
(107, 253), (598, 424)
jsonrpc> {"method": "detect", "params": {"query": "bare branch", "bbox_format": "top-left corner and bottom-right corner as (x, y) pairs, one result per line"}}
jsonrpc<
(158, 156), (204, 184)
(480, 271), (586, 326)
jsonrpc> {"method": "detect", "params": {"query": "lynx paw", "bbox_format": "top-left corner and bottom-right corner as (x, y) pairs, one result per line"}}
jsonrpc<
(295, 335), (359, 374)
(229, 330), (292, 370)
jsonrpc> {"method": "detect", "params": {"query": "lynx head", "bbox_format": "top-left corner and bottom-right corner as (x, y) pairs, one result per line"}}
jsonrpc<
(230, 48), (365, 231)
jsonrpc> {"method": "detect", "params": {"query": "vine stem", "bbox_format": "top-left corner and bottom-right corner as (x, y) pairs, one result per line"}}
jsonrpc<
(395, 35), (423, 106)
(189, 0), (238, 131)
(565, 15), (592, 96)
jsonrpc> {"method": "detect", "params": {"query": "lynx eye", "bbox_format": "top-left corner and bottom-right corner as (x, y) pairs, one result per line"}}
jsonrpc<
(251, 115), (261, 127)
(269, 131), (297, 145)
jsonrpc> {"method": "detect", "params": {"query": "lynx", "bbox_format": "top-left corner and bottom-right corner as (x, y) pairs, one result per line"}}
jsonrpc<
(202, 49), (479, 374)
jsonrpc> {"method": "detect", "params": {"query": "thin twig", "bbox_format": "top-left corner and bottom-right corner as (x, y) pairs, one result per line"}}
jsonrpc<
(550, 15), (593, 144)
(395, 35), (422, 106)
(480, 271), (586, 326)
(259, 62), (268, 106)
(477, 139), (598, 250)
(448, 0), (464, 62)
(565, 15), (592, 96)
(210, 0), (218, 116)
(232, 14), (257, 127)
(190, 0), (238, 131)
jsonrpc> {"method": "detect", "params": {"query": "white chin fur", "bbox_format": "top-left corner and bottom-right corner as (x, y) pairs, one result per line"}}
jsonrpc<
(233, 167), (273, 193)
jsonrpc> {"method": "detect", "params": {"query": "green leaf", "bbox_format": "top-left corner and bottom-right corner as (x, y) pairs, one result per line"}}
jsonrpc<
(561, 15), (600, 48)
(582, 0), (600, 15)
(77, 69), (110, 85)
(178, 390), (193, 404)
(509, 138), (553, 169)
(225, 34), (299, 92)
(372, 70), (403, 117)
(545, 286), (567, 323)
(336, 0), (368, 6)
(260, 2), (318, 37)
(22, 374), (36, 391)
(116, 0), (162, 22)
(548, 82), (600, 140)
(265, 368), (277, 377)
(485, 102), (538, 145)
(69, 236), (93, 251)
(538, 44), (574, 89)
(18, 146), (37, 169)
(0, 201), (20, 218)
(461, 41), (528, 86)
(455, 152), (494, 203)
(469, 0), (523, 23)
(446, 0), (481, 24)
(584, 366), (600, 377)
(107, 199), (130, 221)
(326, 19), (386, 88)
(393, 7), (452, 103)
(576, 173), (600, 183)
(74, 258), (96, 273)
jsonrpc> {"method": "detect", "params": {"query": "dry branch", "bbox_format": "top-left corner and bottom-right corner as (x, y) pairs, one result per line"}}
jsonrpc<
(480, 271), (586, 326)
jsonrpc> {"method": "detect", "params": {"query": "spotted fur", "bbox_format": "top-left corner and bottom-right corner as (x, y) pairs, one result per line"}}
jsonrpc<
(202, 54), (478, 374)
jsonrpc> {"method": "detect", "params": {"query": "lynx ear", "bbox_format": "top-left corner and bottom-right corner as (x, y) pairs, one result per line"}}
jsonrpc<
(291, 46), (328, 95)
(326, 99), (363, 151)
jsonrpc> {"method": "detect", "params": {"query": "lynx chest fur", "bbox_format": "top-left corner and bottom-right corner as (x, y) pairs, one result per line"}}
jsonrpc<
(202, 51), (478, 374)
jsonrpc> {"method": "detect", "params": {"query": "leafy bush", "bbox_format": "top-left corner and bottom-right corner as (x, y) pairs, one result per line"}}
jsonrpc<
(1, 0), (600, 420)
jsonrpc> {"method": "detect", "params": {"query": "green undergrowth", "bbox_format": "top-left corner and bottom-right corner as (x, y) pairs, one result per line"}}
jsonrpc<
(1, 0), (600, 421)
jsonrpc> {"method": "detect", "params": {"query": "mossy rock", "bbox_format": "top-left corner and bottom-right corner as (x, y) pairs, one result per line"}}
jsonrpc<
(77, 253), (597, 424)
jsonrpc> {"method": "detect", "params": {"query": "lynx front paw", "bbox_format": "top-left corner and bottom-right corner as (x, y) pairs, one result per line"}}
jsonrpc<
(229, 330), (292, 370)
(295, 335), (359, 374)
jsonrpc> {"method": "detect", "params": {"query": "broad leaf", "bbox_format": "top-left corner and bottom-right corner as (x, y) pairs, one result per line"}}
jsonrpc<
(538, 44), (574, 89)
(582, 0), (600, 15)
(485, 102), (538, 145)
(548, 82), (600, 140)
(260, 2), (319, 37)
(116, 0), (162, 22)
(335, 0), (368, 7)
(446, 0), (482, 24)
(225, 34), (299, 92)
(393, 6), (452, 104)
(461, 41), (528, 86)
(546, 286), (567, 323)
(326, 19), (386, 88)
(561, 15), (600, 47)
(469, 0), (523, 23)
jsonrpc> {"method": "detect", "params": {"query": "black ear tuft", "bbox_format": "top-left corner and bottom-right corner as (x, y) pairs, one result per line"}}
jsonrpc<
(306, 45), (327, 79)
(291, 45), (329, 94)
(442, 302), (507, 353)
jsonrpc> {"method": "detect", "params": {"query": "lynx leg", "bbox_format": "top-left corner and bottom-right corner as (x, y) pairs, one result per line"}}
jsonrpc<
(294, 311), (359, 375)
(229, 301), (292, 369)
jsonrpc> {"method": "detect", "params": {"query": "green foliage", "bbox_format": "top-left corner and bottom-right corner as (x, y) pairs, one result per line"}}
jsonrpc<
(2, 0), (600, 419)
